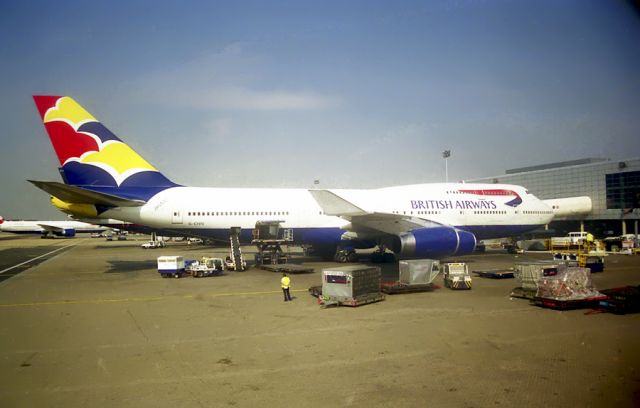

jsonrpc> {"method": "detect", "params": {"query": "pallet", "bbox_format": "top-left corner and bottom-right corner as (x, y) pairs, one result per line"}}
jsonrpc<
(261, 264), (315, 274)
(380, 282), (437, 294)
(510, 287), (537, 300)
(319, 292), (385, 308)
(532, 295), (608, 310)
(473, 269), (514, 279)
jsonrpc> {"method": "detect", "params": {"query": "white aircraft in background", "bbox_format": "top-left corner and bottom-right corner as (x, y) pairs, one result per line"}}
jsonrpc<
(0, 215), (108, 238)
(28, 96), (591, 260)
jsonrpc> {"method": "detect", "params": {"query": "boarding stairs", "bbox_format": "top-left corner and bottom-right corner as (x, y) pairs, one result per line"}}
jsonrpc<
(229, 227), (246, 271)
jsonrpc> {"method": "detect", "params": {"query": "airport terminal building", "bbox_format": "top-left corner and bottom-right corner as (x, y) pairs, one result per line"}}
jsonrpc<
(469, 157), (640, 238)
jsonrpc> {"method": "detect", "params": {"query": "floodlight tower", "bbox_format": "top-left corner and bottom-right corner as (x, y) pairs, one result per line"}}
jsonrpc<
(442, 150), (451, 182)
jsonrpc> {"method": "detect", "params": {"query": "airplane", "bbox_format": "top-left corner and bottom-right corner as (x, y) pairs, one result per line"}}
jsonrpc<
(28, 95), (591, 261)
(0, 215), (108, 238)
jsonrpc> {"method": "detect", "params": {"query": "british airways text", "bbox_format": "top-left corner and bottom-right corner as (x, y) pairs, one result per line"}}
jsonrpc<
(410, 200), (498, 210)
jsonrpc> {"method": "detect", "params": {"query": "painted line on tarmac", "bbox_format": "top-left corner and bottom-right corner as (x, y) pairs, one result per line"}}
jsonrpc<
(0, 242), (79, 275)
(0, 288), (309, 308)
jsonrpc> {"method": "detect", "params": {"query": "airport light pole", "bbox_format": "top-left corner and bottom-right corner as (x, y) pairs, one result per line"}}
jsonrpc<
(442, 150), (451, 182)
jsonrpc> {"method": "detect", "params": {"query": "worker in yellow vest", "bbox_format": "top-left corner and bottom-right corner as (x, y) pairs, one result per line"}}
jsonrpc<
(281, 273), (292, 302)
(586, 232), (594, 251)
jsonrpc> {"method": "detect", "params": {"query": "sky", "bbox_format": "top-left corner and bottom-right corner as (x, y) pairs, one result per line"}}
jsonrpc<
(1, 0), (639, 219)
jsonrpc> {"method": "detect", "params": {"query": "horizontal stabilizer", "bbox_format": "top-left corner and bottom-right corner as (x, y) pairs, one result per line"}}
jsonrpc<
(308, 190), (367, 217)
(28, 180), (146, 207)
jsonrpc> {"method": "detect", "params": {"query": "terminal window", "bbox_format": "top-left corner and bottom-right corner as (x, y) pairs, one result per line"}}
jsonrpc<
(606, 171), (640, 209)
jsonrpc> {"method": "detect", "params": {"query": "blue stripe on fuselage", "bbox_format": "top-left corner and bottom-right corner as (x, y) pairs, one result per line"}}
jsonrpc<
(133, 225), (541, 245)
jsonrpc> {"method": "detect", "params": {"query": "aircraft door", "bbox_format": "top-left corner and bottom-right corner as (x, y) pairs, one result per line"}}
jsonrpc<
(172, 210), (183, 224)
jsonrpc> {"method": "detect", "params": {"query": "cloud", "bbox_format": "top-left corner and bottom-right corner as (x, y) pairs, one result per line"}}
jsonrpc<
(190, 86), (340, 111)
(126, 43), (342, 111)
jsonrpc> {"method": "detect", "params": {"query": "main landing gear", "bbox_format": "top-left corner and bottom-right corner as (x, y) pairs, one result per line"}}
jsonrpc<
(334, 248), (358, 263)
(333, 246), (396, 263)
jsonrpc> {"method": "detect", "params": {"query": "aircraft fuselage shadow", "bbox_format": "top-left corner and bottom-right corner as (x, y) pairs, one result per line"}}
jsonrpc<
(106, 260), (157, 273)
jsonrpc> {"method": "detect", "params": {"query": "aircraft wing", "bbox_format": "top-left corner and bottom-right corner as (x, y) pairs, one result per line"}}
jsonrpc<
(29, 180), (146, 207)
(36, 223), (68, 233)
(309, 189), (443, 236)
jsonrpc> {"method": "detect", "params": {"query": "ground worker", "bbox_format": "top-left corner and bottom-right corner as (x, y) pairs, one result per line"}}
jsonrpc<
(281, 273), (292, 302)
(586, 232), (594, 251)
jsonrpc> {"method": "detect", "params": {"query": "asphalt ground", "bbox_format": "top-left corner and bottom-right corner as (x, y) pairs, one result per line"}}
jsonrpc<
(0, 235), (638, 407)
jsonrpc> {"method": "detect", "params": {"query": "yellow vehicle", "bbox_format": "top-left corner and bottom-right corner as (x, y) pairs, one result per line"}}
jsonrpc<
(443, 263), (472, 290)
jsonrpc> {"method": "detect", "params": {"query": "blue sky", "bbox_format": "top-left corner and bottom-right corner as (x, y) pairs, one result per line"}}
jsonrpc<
(1, 0), (639, 219)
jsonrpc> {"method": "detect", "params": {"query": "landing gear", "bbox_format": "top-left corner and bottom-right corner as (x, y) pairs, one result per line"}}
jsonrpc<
(370, 246), (396, 263)
(334, 248), (358, 263)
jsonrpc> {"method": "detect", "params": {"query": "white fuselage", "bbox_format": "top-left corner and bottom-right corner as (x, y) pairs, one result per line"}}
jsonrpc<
(0, 220), (107, 234)
(100, 183), (554, 240)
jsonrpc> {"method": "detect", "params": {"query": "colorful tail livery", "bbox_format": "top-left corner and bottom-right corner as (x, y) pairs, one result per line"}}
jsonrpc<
(33, 96), (178, 202)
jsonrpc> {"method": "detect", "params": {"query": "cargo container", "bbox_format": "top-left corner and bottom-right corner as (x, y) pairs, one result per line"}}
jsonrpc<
(399, 259), (440, 285)
(381, 259), (440, 294)
(514, 261), (564, 291)
(320, 265), (384, 307)
(157, 256), (185, 278)
(535, 266), (603, 301)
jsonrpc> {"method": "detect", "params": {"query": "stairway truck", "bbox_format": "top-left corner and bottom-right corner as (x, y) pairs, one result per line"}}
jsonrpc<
(443, 262), (472, 290)
(157, 256), (185, 278)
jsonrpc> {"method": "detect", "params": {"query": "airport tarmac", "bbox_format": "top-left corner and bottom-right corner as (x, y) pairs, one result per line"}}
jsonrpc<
(0, 235), (639, 407)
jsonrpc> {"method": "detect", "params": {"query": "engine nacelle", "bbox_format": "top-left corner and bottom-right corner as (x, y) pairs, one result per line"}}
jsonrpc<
(391, 227), (476, 259)
(55, 228), (76, 237)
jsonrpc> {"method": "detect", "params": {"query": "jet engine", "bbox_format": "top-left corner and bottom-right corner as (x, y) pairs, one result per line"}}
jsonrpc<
(390, 227), (476, 259)
(55, 228), (76, 237)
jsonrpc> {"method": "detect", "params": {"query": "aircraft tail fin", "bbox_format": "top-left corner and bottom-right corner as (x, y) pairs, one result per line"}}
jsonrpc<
(32, 96), (179, 202)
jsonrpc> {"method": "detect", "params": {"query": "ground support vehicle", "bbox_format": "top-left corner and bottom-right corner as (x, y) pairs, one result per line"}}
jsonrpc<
(186, 257), (225, 278)
(142, 240), (166, 249)
(443, 263), (472, 290)
(473, 269), (515, 279)
(157, 256), (185, 278)
(252, 221), (293, 266)
(598, 286), (640, 314)
(553, 252), (605, 272)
